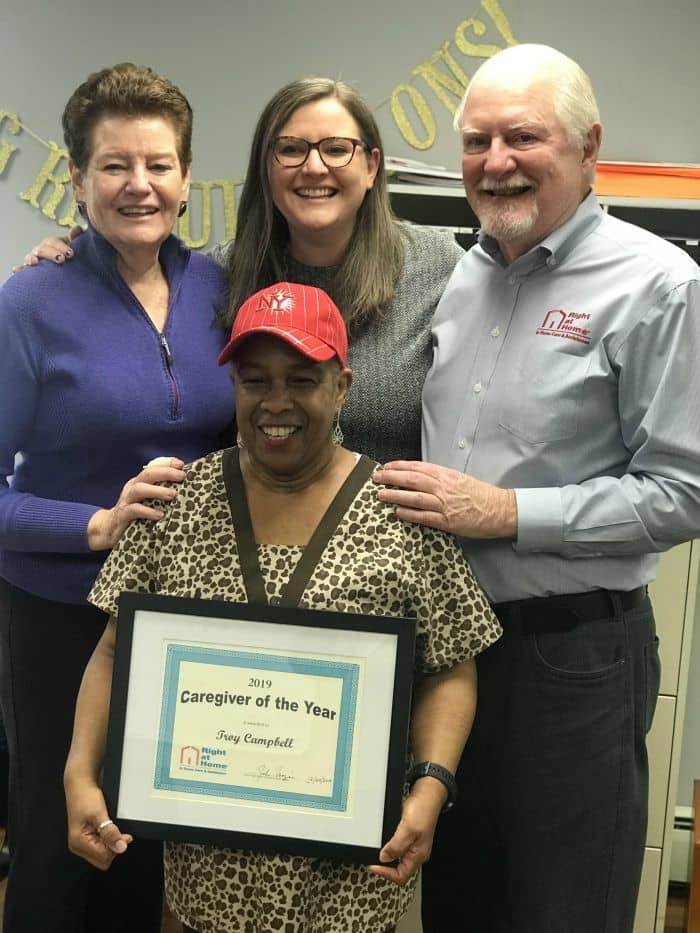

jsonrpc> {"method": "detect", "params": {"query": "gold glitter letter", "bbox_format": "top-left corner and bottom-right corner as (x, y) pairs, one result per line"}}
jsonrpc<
(390, 85), (436, 150)
(19, 142), (72, 220)
(0, 111), (21, 175)
(454, 18), (504, 59)
(412, 42), (469, 114)
(178, 179), (243, 249)
(480, 0), (518, 47)
(57, 200), (82, 229)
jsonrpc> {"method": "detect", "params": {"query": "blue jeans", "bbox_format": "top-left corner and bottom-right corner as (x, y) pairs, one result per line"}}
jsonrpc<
(421, 590), (660, 933)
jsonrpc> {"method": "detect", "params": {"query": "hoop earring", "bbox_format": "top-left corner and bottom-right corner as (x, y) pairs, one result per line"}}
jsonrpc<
(76, 200), (88, 220)
(332, 412), (343, 447)
(177, 201), (188, 218)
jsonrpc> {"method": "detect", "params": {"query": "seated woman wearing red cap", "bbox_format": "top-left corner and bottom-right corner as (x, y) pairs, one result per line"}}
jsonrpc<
(64, 282), (500, 933)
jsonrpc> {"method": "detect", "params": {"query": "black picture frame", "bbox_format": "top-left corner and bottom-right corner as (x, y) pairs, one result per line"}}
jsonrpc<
(103, 591), (416, 864)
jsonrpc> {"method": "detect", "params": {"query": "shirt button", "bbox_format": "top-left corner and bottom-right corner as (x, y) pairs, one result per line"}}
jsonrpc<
(458, 439), (466, 449)
(490, 327), (500, 338)
(473, 382), (482, 393)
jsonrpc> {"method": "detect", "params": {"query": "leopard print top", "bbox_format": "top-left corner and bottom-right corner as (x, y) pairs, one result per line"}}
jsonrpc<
(90, 449), (500, 932)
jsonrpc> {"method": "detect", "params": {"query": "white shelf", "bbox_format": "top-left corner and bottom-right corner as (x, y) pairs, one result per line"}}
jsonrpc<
(389, 183), (464, 197)
(598, 195), (700, 210)
(389, 182), (700, 211)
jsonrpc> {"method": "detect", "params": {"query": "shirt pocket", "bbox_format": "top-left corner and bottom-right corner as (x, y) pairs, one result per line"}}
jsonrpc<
(498, 348), (591, 444)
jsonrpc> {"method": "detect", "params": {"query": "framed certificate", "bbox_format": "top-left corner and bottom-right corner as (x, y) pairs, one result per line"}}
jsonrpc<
(103, 592), (416, 863)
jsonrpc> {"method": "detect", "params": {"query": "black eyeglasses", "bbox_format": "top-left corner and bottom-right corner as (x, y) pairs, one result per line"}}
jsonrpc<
(271, 136), (371, 169)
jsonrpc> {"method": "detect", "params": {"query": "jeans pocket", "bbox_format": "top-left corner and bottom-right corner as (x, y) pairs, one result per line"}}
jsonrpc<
(532, 617), (627, 680)
(644, 636), (661, 733)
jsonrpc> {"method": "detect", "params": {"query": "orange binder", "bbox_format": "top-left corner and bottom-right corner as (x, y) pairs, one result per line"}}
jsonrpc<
(594, 162), (700, 199)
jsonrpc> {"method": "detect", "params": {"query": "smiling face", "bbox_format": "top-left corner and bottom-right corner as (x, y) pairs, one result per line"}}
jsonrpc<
(232, 335), (351, 486)
(69, 114), (191, 261)
(268, 97), (380, 265)
(460, 78), (600, 262)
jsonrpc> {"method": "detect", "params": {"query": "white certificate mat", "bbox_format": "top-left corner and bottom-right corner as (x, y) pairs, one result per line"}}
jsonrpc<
(104, 593), (416, 863)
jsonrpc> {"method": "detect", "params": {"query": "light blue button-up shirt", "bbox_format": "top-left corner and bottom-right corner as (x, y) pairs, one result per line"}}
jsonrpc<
(423, 192), (700, 602)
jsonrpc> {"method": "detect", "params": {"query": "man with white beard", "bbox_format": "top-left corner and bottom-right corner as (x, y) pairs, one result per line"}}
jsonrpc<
(374, 43), (700, 933)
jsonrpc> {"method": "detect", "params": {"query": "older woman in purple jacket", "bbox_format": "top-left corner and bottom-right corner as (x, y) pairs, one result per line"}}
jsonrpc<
(0, 63), (233, 933)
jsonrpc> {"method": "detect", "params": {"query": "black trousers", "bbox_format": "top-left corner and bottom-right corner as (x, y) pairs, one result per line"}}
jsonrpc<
(0, 578), (163, 933)
(0, 702), (9, 828)
(421, 589), (660, 933)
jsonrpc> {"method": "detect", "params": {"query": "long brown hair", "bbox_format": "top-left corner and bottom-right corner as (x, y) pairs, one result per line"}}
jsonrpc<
(223, 77), (405, 331)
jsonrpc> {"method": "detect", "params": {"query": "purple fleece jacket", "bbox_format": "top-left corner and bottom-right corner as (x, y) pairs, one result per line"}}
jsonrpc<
(0, 227), (234, 603)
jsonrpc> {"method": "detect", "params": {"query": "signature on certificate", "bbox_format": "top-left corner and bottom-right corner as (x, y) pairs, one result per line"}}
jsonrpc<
(306, 775), (333, 785)
(245, 764), (295, 783)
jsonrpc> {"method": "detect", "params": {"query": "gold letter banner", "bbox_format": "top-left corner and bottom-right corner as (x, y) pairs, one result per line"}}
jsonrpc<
(1, 3), (520, 242)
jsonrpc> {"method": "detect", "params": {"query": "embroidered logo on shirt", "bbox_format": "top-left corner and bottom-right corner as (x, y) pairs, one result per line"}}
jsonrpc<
(256, 288), (296, 315)
(536, 309), (592, 344)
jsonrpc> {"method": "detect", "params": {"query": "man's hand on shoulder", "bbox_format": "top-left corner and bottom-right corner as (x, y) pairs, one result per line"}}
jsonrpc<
(373, 460), (517, 539)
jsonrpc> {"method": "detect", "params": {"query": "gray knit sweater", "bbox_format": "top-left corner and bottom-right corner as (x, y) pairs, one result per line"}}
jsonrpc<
(215, 222), (464, 463)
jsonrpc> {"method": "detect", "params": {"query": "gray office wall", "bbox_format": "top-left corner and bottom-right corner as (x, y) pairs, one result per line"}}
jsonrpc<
(1, 0), (699, 261)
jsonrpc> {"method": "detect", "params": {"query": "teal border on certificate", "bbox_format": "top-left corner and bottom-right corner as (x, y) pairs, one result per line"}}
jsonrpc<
(153, 644), (359, 811)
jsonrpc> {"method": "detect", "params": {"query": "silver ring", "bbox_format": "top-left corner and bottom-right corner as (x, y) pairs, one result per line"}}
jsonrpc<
(96, 819), (114, 833)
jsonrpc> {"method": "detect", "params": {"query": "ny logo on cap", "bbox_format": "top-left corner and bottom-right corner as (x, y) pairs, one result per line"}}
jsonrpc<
(256, 287), (296, 315)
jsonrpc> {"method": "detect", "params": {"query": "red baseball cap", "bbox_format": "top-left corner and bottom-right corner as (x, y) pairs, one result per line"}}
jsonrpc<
(218, 282), (348, 367)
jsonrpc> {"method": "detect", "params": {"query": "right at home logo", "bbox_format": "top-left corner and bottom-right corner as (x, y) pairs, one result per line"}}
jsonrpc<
(535, 309), (592, 345)
(179, 745), (200, 767)
(178, 743), (228, 775)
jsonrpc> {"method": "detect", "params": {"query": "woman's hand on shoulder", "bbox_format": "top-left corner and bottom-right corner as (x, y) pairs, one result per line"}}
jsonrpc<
(87, 457), (187, 551)
(368, 778), (446, 885)
(11, 226), (83, 273)
(65, 777), (131, 870)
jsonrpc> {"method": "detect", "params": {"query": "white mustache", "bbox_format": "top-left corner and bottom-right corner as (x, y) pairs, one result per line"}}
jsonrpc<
(478, 176), (533, 193)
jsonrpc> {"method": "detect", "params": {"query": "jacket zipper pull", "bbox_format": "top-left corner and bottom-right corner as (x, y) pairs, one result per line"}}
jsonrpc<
(160, 334), (173, 366)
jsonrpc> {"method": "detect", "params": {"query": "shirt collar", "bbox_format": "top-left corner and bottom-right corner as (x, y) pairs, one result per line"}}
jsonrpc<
(478, 189), (604, 276)
(82, 224), (187, 284)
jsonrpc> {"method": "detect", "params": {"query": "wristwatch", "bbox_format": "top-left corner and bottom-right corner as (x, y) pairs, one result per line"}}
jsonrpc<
(406, 761), (458, 812)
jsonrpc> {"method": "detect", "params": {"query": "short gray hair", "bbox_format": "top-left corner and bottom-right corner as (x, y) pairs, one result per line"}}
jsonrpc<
(454, 44), (600, 149)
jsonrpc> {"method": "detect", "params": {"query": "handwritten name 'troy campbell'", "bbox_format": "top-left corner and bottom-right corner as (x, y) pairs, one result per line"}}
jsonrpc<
(215, 730), (295, 749)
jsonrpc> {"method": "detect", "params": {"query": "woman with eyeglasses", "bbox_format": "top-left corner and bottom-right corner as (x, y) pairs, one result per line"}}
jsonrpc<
(21, 77), (464, 467)
(218, 77), (464, 464)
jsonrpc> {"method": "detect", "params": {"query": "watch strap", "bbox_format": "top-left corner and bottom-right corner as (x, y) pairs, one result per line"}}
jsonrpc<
(407, 760), (457, 812)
